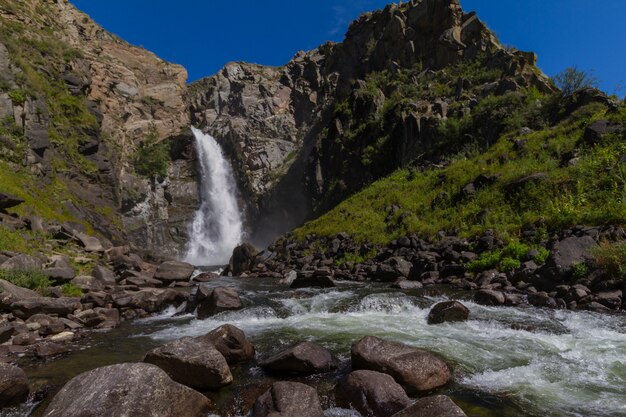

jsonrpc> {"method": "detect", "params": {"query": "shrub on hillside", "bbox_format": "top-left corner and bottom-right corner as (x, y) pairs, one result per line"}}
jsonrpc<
(592, 241), (626, 280)
(134, 137), (170, 179)
(0, 268), (51, 291)
(553, 66), (599, 96)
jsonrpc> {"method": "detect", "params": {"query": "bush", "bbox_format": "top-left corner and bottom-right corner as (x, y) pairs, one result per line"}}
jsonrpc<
(8, 89), (26, 105)
(61, 283), (83, 297)
(134, 138), (170, 179)
(0, 269), (51, 290)
(467, 250), (502, 272)
(499, 257), (521, 272)
(592, 242), (626, 280)
(571, 262), (589, 279)
(553, 66), (599, 96)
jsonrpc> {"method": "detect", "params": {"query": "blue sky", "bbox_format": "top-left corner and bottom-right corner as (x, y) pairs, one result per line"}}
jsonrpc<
(70, 0), (625, 95)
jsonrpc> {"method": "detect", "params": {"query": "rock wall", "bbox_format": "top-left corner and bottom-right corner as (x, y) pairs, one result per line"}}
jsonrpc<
(189, 0), (555, 245)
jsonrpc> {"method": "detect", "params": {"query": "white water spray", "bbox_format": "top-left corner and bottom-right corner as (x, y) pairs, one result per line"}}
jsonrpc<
(184, 127), (243, 265)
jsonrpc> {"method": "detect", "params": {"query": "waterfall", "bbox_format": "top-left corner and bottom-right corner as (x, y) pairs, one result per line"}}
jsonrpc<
(184, 127), (243, 265)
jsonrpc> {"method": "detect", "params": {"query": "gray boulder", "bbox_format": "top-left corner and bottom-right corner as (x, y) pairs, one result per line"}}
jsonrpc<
(0, 254), (43, 271)
(144, 336), (232, 390)
(155, 261), (194, 282)
(543, 236), (597, 280)
(336, 370), (411, 417)
(352, 336), (451, 394)
(42, 363), (211, 417)
(197, 286), (243, 319)
(91, 265), (116, 285)
(474, 289), (505, 306)
(42, 267), (76, 282)
(260, 341), (338, 375)
(229, 242), (258, 275)
(202, 324), (255, 364)
(0, 363), (29, 408)
(11, 297), (81, 319)
(391, 395), (467, 417)
(427, 301), (470, 324)
(251, 381), (324, 417)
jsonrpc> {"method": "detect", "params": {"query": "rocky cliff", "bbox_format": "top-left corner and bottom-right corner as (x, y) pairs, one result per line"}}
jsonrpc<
(0, 0), (197, 258)
(189, 0), (555, 246)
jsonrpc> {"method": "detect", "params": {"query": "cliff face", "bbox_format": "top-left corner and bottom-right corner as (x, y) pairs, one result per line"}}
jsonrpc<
(189, 0), (555, 245)
(0, 0), (197, 258)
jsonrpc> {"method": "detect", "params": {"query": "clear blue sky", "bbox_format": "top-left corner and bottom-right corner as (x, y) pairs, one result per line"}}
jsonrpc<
(70, 0), (625, 95)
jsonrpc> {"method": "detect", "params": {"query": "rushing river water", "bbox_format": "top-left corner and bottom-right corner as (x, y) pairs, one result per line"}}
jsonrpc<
(4, 277), (626, 417)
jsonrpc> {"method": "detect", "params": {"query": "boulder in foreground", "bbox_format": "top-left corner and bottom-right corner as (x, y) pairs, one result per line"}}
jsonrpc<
(202, 324), (255, 364)
(260, 341), (338, 375)
(336, 370), (411, 417)
(42, 363), (211, 417)
(391, 395), (467, 417)
(251, 381), (324, 417)
(144, 336), (232, 390)
(0, 363), (29, 408)
(352, 336), (451, 393)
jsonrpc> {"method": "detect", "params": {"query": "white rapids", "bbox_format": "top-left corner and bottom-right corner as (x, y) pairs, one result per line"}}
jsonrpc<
(184, 127), (243, 266)
(142, 280), (626, 417)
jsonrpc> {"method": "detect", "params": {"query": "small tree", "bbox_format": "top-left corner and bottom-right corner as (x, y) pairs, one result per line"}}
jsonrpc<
(553, 66), (599, 96)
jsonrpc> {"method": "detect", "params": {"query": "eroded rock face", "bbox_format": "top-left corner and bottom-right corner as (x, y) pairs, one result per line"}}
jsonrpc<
(251, 381), (324, 417)
(336, 370), (411, 417)
(352, 336), (451, 393)
(144, 336), (233, 390)
(42, 363), (212, 417)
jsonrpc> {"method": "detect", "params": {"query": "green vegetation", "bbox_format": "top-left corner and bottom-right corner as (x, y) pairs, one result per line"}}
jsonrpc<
(592, 241), (626, 280)
(553, 66), (599, 96)
(571, 263), (590, 279)
(467, 240), (549, 273)
(0, 268), (52, 291)
(297, 101), (626, 246)
(61, 283), (84, 297)
(8, 89), (26, 105)
(134, 132), (171, 179)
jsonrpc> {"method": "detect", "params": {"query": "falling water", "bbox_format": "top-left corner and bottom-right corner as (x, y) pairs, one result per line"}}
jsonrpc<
(184, 127), (243, 265)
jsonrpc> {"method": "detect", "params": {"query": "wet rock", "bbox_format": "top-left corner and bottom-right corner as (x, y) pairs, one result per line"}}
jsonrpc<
(11, 297), (81, 319)
(41, 363), (212, 417)
(391, 395), (467, 417)
(474, 289), (505, 306)
(594, 290), (622, 309)
(155, 261), (195, 282)
(352, 336), (451, 394)
(229, 243), (258, 275)
(35, 342), (70, 358)
(336, 370), (411, 417)
(427, 301), (469, 324)
(290, 274), (336, 288)
(375, 257), (412, 281)
(251, 381), (324, 417)
(392, 279), (423, 290)
(144, 336), (232, 390)
(527, 291), (557, 308)
(197, 286), (243, 319)
(260, 341), (338, 376)
(0, 363), (29, 408)
(203, 324), (255, 364)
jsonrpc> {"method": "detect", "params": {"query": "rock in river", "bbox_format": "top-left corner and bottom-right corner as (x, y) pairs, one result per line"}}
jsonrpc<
(260, 341), (338, 375)
(251, 381), (324, 417)
(391, 395), (467, 417)
(0, 363), (29, 408)
(42, 363), (211, 417)
(427, 301), (469, 324)
(144, 336), (233, 390)
(336, 370), (411, 417)
(197, 286), (243, 319)
(203, 324), (255, 364)
(155, 260), (195, 282)
(352, 336), (451, 393)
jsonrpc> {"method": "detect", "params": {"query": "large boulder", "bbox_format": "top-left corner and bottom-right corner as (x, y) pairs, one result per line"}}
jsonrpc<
(0, 279), (40, 307)
(251, 381), (324, 417)
(336, 370), (411, 417)
(0, 363), (29, 408)
(11, 297), (81, 319)
(75, 232), (105, 253)
(391, 395), (467, 417)
(542, 236), (597, 280)
(155, 261), (195, 283)
(144, 336), (232, 390)
(229, 242), (258, 275)
(0, 254), (43, 271)
(42, 363), (211, 417)
(427, 301), (469, 325)
(197, 286), (243, 319)
(474, 289), (505, 306)
(202, 324), (255, 364)
(352, 336), (451, 393)
(374, 257), (413, 282)
(260, 341), (338, 375)
(91, 265), (116, 285)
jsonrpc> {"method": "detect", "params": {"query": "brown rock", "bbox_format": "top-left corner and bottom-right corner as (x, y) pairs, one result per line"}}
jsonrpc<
(427, 301), (469, 324)
(260, 341), (338, 375)
(391, 395), (467, 417)
(251, 381), (324, 417)
(0, 363), (29, 407)
(336, 370), (411, 417)
(202, 324), (255, 364)
(197, 287), (242, 319)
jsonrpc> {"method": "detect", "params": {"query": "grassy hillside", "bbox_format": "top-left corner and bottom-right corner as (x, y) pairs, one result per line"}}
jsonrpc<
(296, 98), (625, 244)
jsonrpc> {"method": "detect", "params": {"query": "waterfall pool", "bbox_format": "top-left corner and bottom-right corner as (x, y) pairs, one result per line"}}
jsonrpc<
(6, 277), (626, 417)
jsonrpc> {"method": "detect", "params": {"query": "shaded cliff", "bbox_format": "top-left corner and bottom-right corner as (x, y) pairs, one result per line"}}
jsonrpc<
(189, 0), (555, 246)
(0, 0), (197, 258)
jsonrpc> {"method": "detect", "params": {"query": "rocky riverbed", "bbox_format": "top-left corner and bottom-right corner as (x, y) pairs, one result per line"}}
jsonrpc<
(1, 276), (624, 417)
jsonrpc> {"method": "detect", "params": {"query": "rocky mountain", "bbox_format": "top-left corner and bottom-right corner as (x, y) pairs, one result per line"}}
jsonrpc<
(0, 0), (196, 258)
(189, 0), (555, 245)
